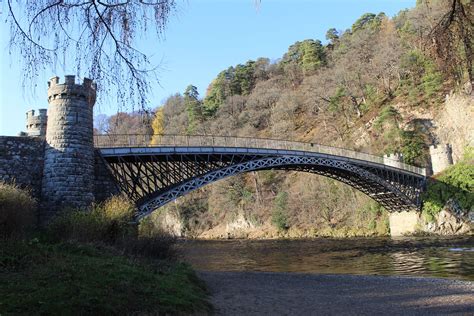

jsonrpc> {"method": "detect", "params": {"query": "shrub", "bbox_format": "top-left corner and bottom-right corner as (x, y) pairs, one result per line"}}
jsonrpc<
(400, 130), (426, 165)
(373, 106), (400, 131)
(271, 191), (289, 231)
(422, 148), (474, 221)
(102, 195), (135, 222)
(46, 195), (136, 244)
(122, 234), (177, 260)
(0, 182), (36, 239)
(46, 208), (111, 243)
(45, 195), (177, 260)
(400, 50), (443, 104)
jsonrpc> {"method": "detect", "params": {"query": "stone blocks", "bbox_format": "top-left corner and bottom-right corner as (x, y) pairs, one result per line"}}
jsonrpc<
(0, 136), (45, 199)
(25, 109), (47, 137)
(429, 144), (453, 175)
(383, 153), (404, 169)
(41, 75), (97, 222)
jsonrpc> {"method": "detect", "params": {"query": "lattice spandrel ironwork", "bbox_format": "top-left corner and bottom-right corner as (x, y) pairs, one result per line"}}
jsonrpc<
(103, 153), (426, 221)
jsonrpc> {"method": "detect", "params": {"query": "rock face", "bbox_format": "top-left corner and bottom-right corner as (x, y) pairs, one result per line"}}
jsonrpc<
(41, 76), (96, 222)
(226, 213), (256, 233)
(160, 211), (185, 237)
(389, 211), (420, 237)
(434, 93), (474, 163)
(149, 209), (185, 237)
(424, 199), (472, 235)
(200, 213), (259, 239)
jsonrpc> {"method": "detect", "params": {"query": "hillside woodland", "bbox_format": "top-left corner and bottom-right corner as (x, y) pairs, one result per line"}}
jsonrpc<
(96, 0), (474, 237)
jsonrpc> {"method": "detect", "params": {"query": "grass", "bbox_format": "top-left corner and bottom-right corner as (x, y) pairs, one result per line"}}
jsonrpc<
(0, 239), (211, 315)
(0, 185), (211, 315)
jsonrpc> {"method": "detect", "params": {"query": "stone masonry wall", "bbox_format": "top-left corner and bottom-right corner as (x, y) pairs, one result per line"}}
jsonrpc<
(41, 76), (97, 221)
(25, 109), (47, 137)
(0, 136), (119, 208)
(94, 150), (120, 203)
(429, 144), (453, 174)
(0, 136), (45, 199)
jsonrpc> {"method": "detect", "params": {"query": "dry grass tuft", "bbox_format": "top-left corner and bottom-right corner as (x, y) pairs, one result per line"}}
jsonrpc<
(0, 182), (37, 239)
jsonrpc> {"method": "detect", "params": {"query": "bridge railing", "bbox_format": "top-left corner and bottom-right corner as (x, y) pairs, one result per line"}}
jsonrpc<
(94, 134), (426, 175)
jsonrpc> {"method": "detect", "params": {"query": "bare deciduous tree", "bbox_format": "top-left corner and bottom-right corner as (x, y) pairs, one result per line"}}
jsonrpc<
(6, 0), (176, 110)
(429, 0), (474, 84)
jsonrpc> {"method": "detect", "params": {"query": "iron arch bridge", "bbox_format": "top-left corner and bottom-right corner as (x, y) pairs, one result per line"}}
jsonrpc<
(95, 134), (427, 221)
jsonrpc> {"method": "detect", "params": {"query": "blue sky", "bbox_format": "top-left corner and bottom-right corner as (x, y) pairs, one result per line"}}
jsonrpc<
(0, 0), (416, 136)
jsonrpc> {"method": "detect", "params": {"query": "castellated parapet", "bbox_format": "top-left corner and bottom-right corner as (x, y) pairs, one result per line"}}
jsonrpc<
(429, 144), (453, 175)
(383, 152), (404, 169)
(41, 75), (97, 222)
(25, 108), (47, 137)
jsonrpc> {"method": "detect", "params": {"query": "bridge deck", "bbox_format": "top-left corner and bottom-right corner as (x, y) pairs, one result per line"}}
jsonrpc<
(99, 146), (425, 177)
(95, 134), (426, 176)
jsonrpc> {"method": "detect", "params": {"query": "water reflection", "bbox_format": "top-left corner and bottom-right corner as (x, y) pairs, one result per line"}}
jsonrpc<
(177, 237), (474, 281)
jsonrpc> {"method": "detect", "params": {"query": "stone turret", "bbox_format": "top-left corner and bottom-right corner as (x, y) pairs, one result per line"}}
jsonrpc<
(25, 108), (48, 137)
(383, 152), (404, 169)
(429, 144), (453, 175)
(41, 75), (96, 222)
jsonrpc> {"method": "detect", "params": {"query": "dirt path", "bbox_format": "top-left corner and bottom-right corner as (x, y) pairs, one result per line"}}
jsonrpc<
(198, 271), (474, 315)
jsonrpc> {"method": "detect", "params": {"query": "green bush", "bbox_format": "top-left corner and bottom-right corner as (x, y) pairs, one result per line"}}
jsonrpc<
(400, 130), (426, 165)
(422, 148), (474, 221)
(400, 50), (443, 103)
(0, 182), (36, 239)
(271, 191), (289, 231)
(373, 106), (400, 131)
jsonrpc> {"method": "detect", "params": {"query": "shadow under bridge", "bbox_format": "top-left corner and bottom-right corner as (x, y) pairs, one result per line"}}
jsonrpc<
(95, 135), (427, 221)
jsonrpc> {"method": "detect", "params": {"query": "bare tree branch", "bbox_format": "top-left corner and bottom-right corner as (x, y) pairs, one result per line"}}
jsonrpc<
(6, 0), (177, 111)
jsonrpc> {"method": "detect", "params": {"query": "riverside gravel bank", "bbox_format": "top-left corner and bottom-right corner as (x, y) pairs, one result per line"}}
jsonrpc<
(198, 271), (474, 315)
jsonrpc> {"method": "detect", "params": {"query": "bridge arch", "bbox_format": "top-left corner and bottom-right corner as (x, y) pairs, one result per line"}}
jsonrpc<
(96, 135), (426, 221)
(136, 155), (419, 220)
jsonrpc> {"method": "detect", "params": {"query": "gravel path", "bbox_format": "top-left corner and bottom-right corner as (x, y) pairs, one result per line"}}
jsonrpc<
(198, 271), (474, 315)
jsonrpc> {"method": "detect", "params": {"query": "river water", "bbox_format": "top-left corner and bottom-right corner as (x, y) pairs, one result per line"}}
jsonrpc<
(177, 237), (474, 281)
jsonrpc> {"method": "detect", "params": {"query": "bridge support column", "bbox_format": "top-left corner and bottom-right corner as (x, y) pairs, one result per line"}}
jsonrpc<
(389, 211), (420, 237)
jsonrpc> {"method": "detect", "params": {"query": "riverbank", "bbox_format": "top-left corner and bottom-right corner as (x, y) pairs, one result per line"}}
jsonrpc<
(199, 271), (474, 315)
(0, 240), (211, 314)
(198, 221), (390, 239)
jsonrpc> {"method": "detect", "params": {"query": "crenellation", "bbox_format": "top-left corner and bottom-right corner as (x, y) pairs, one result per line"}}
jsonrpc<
(47, 76), (96, 105)
(48, 76), (59, 87)
(25, 108), (48, 137)
(64, 75), (75, 84)
(26, 109), (35, 118)
(41, 75), (97, 223)
(383, 152), (404, 169)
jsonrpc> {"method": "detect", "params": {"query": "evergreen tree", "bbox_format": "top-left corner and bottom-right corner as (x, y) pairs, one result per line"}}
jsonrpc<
(282, 39), (326, 74)
(184, 85), (202, 134)
(352, 13), (377, 32)
(326, 28), (340, 43)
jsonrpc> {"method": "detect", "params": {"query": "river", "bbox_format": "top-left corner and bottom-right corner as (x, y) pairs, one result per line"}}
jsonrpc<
(177, 236), (474, 281)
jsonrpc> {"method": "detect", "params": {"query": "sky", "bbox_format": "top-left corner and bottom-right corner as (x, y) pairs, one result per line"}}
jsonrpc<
(0, 0), (416, 136)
